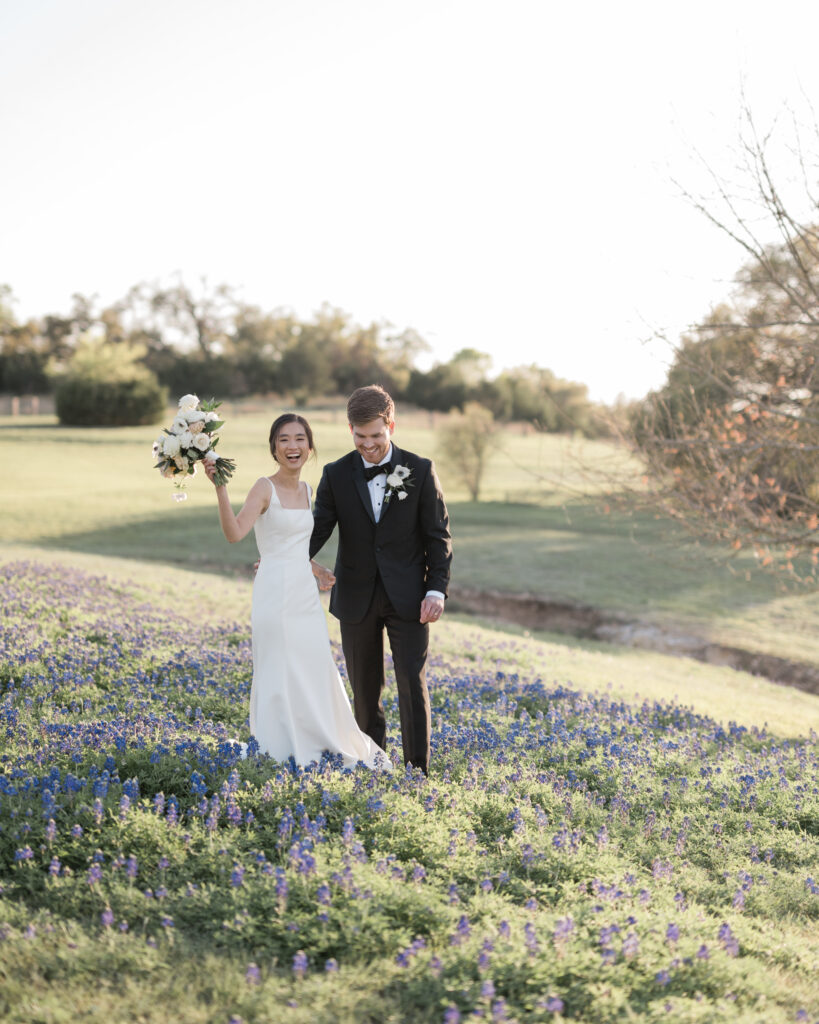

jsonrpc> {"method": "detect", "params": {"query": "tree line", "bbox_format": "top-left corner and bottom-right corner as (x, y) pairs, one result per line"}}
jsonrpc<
(0, 280), (606, 436)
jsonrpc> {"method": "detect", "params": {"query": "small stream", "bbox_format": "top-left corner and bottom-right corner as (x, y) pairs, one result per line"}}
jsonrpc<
(448, 586), (819, 697)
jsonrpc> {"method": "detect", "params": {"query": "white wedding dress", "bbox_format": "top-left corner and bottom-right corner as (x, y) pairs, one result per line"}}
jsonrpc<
(249, 478), (391, 770)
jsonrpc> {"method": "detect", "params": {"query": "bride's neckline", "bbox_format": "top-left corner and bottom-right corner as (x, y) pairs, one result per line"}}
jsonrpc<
(269, 477), (310, 510)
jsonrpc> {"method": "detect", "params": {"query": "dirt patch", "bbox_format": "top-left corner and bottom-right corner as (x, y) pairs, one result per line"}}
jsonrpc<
(448, 586), (819, 696)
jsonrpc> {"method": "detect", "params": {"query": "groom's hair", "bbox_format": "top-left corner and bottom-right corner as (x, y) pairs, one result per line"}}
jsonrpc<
(347, 385), (395, 426)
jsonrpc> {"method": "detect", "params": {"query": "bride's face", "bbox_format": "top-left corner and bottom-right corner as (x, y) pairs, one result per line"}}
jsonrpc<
(351, 417), (394, 464)
(274, 423), (311, 468)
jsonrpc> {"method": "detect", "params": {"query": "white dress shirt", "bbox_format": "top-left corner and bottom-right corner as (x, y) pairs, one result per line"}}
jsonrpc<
(361, 445), (444, 603)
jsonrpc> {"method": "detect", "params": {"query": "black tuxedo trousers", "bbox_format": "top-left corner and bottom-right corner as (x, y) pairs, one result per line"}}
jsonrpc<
(309, 446), (452, 773)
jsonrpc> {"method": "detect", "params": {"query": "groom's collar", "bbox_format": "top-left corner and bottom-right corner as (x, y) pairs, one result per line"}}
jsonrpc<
(358, 443), (394, 469)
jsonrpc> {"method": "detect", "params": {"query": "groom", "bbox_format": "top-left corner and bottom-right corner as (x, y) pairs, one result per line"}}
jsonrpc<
(309, 385), (452, 774)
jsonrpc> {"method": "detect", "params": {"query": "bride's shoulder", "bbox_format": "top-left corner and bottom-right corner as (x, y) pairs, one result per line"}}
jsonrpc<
(251, 475), (274, 509)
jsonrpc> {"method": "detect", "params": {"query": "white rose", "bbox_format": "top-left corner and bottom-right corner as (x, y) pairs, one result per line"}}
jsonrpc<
(178, 430), (194, 449)
(185, 407), (204, 423)
(204, 450), (219, 463)
(397, 490), (409, 500)
(178, 393), (200, 411)
(163, 435), (181, 458)
(194, 433), (211, 452)
(187, 420), (205, 435)
(205, 411), (220, 422)
(386, 473), (402, 488)
(171, 417), (188, 434)
(394, 465), (411, 480)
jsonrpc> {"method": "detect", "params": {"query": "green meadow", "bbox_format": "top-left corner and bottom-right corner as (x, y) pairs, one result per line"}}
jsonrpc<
(2, 406), (819, 1024)
(4, 405), (819, 671)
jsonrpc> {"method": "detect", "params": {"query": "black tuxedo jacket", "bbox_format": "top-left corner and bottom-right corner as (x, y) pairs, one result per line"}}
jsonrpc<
(308, 445), (452, 623)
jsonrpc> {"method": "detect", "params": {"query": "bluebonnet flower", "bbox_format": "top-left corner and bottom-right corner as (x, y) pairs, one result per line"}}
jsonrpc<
(292, 950), (308, 978)
(325, 958), (338, 973)
(622, 931), (639, 959)
(245, 963), (260, 985)
(450, 915), (471, 946)
(718, 923), (739, 957)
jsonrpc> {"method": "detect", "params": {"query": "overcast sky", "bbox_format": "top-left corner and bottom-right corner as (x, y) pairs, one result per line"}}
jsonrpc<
(3, 0), (819, 401)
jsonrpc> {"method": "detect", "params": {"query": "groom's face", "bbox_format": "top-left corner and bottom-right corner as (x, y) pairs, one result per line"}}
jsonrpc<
(351, 417), (394, 464)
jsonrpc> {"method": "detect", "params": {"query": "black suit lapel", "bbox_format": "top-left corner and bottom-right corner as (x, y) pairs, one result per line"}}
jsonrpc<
(351, 456), (376, 524)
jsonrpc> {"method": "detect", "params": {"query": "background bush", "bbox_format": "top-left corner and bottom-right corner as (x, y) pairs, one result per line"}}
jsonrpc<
(54, 338), (167, 426)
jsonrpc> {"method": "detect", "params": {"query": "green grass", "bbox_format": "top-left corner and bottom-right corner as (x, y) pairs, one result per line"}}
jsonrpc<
(4, 406), (819, 667)
(4, 546), (817, 740)
(1, 554), (818, 1023)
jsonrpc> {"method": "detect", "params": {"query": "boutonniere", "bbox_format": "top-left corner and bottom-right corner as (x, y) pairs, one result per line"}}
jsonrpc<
(384, 464), (413, 505)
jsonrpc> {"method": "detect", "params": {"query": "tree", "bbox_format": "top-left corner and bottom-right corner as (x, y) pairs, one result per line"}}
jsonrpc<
(54, 337), (167, 426)
(436, 402), (498, 501)
(630, 104), (819, 574)
(405, 348), (492, 412)
(483, 364), (598, 435)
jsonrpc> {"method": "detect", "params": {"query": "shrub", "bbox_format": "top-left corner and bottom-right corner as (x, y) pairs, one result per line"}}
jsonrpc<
(54, 338), (167, 426)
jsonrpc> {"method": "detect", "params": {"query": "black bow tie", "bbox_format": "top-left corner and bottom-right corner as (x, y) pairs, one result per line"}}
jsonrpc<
(363, 461), (393, 481)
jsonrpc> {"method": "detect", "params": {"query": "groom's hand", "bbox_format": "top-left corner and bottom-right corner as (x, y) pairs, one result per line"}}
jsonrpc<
(420, 595), (444, 624)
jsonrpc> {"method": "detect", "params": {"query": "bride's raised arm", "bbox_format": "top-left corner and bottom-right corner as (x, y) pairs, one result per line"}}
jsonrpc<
(205, 464), (269, 543)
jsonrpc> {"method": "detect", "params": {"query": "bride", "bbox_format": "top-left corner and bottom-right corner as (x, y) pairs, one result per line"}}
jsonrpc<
(204, 413), (391, 770)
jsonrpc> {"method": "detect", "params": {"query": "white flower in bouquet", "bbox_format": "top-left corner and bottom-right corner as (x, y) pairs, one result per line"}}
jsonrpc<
(153, 395), (236, 497)
(163, 435), (181, 458)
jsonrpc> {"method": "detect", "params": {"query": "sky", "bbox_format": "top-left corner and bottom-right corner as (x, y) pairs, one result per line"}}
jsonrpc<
(3, 0), (819, 402)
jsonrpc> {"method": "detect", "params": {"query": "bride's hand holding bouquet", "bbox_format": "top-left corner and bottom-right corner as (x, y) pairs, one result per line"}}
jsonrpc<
(152, 394), (236, 499)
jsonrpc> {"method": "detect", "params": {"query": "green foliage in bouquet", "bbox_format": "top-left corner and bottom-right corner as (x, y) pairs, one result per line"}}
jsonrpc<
(54, 338), (167, 426)
(153, 395), (236, 490)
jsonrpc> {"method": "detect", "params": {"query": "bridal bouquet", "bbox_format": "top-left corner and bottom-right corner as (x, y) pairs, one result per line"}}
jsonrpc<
(152, 394), (236, 498)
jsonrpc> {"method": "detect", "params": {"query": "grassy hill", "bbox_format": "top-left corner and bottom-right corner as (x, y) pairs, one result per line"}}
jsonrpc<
(4, 406), (819, 671)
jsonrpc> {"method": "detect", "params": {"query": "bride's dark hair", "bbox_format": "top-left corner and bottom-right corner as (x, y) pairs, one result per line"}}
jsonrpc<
(268, 414), (316, 462)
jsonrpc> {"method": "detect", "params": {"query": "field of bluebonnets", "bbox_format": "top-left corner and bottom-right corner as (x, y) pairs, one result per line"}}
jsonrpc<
(2, 556), (819, 1024)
